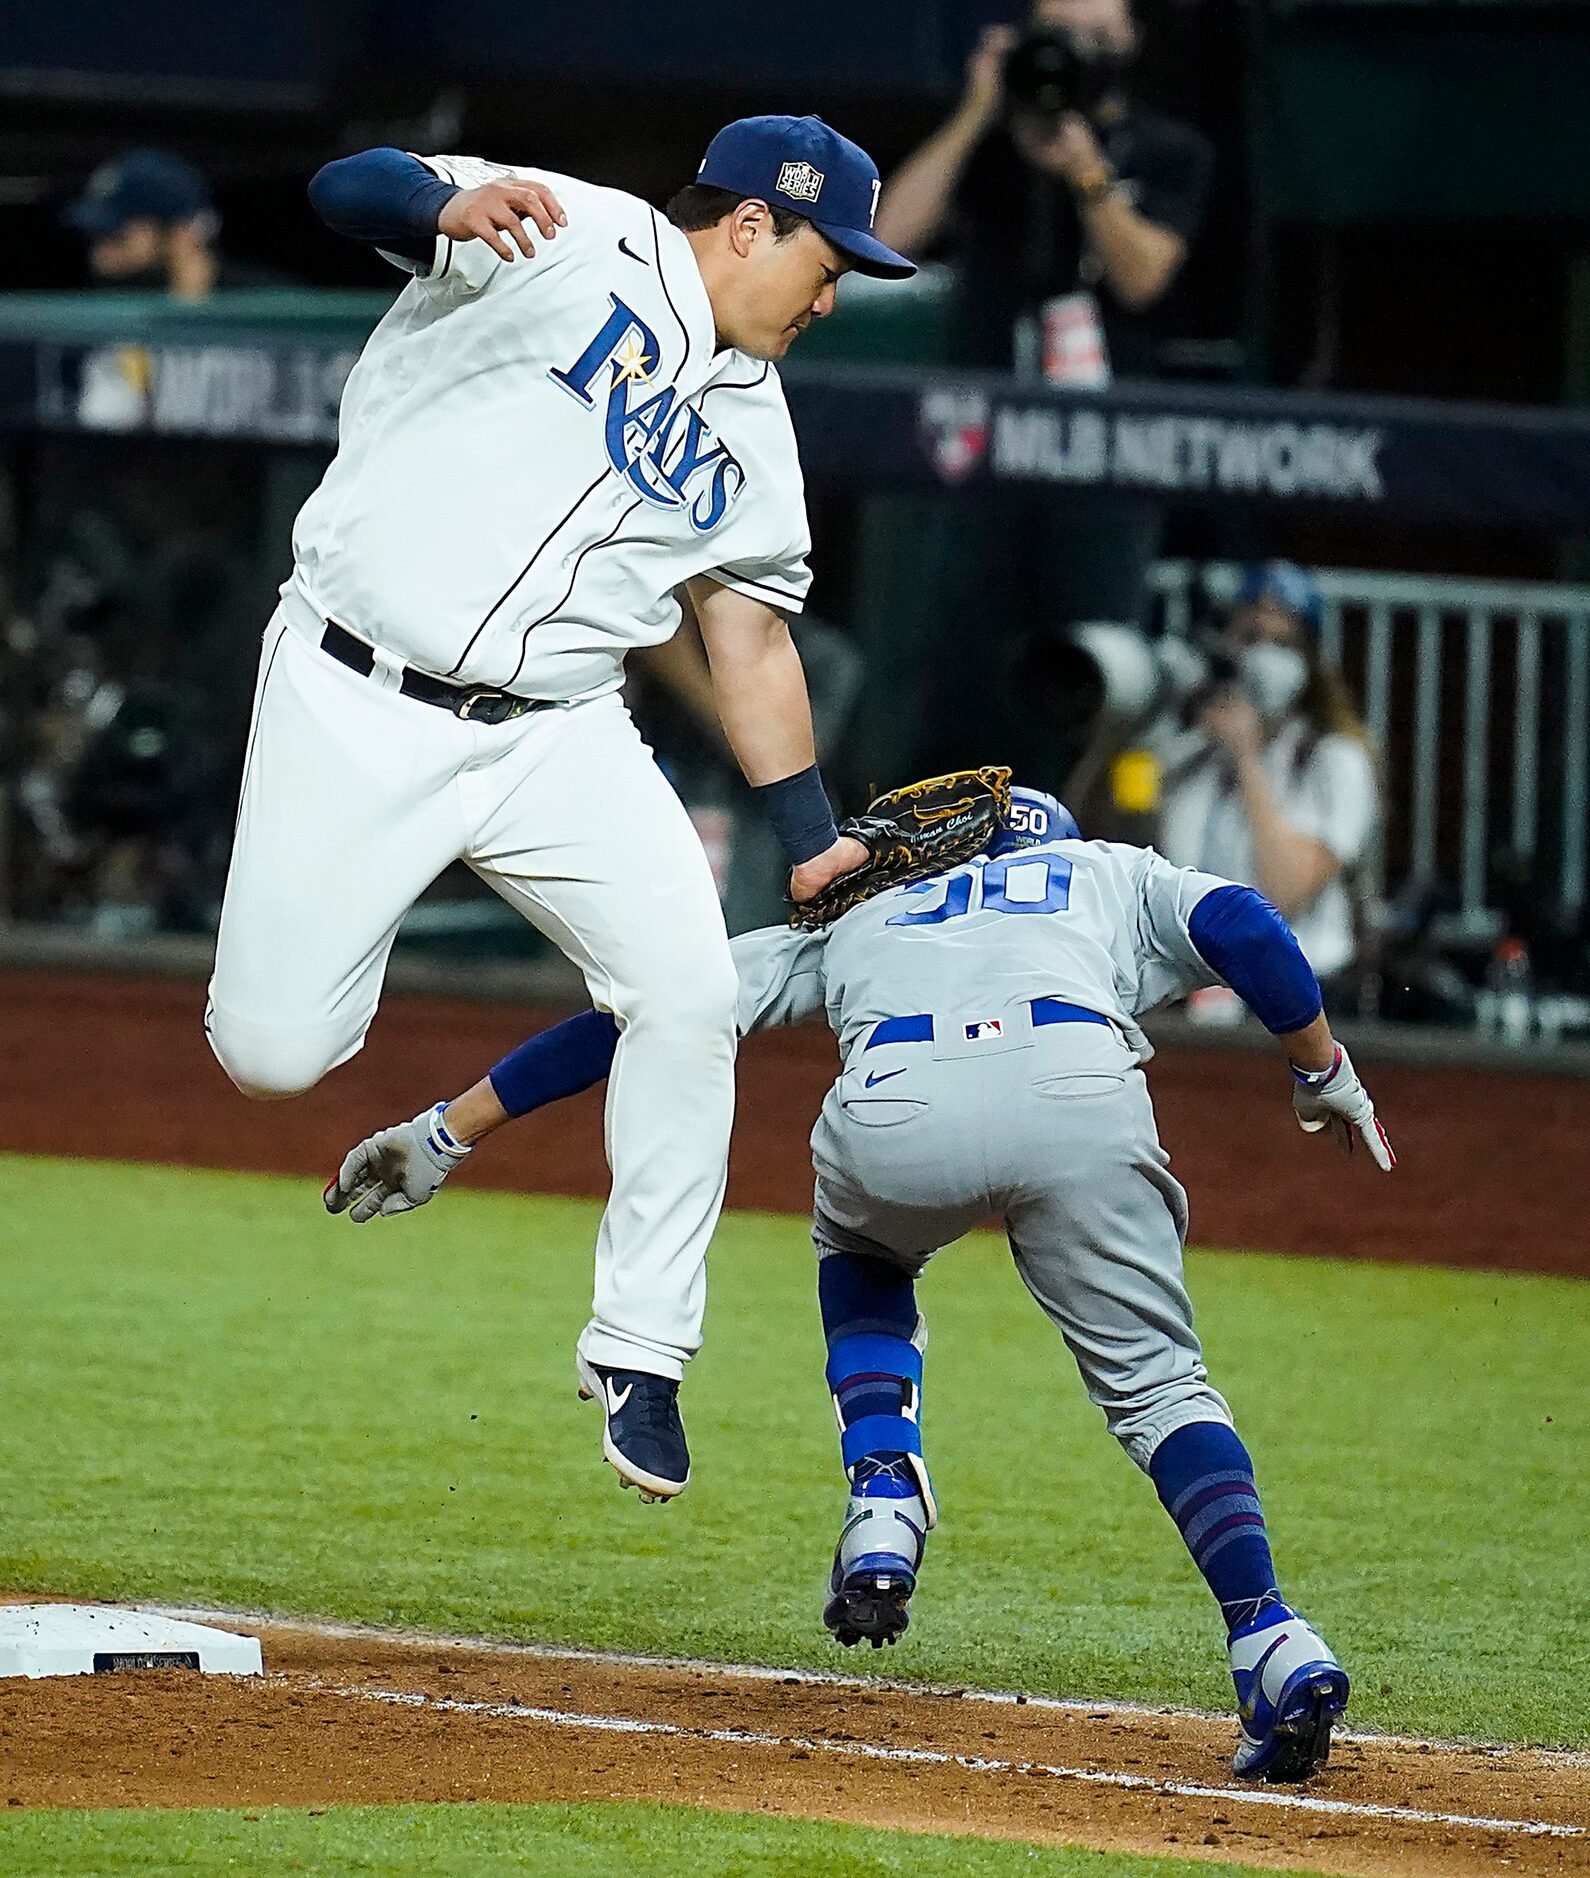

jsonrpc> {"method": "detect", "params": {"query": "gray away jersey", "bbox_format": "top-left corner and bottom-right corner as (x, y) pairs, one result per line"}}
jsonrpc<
(731, 839), (1236, 1062)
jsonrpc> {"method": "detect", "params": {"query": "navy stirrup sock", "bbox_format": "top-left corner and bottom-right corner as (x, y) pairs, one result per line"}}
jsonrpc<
(818, 1251), (921, 1476)
(1149, 1422), (1281, 1634)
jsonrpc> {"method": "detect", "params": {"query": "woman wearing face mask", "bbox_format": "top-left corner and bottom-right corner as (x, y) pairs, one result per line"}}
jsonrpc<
(1157, 563), (1379, 990)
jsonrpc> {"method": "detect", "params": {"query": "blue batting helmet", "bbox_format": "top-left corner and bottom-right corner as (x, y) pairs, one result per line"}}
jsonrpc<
(988, 785), (1080, 858)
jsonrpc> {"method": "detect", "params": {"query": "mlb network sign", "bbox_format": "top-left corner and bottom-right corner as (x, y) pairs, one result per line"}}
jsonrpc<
(58, 342), (358, 443)
(919, 389), (1384, 503)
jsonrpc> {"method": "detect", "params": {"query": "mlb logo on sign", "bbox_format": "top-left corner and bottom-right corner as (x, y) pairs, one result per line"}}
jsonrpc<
(777, 160), (825, 204)
(964, 1019), (1004, 1043)
(919, 389), (991, 486)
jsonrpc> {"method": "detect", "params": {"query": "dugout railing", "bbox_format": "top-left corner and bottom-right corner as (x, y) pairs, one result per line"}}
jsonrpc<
(1151, 562), (1590, 945)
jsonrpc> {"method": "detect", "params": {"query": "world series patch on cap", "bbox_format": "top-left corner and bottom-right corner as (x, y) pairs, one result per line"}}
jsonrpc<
(698, 114), (915, 280)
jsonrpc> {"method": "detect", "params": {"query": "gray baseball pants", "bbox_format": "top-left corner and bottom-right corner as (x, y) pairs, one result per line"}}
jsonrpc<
(810, 1010), (1232, 1471)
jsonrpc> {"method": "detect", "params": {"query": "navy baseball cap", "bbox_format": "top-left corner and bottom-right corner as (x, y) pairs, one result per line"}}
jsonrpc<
(67, 148), (212, 237)
(1235, 561), (1325, 637)
(697, 115), (914, 280)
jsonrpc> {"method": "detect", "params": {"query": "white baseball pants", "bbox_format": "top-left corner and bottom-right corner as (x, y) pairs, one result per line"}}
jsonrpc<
(207, 611), (738, 1379)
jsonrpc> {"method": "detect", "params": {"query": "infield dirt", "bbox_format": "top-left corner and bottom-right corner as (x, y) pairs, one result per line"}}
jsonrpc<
(1, 1615), (1586, 1878)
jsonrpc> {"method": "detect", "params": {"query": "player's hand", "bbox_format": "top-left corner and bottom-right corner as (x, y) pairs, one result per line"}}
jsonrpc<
(789, 833), (870, 905)
(438, 178), (567, 262)
(323, 1106), (471, 1223)
(1290, 1044), (1395, 1171)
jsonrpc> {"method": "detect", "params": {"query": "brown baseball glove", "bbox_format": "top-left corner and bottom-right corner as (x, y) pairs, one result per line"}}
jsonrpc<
(790, 766), (1013, 931)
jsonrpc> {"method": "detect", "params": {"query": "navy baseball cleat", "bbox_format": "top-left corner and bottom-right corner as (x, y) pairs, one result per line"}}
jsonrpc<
(575, 1355), (689, 1502)
(823, 1454), (931, 1650)
(1228, 1603), (1350, 1782)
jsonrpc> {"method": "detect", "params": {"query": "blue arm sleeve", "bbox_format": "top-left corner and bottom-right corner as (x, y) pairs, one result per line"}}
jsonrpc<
(307, 148), (459, 267)
(1186, 884), (1324, 1035)
(487, 1009), (621, 1119)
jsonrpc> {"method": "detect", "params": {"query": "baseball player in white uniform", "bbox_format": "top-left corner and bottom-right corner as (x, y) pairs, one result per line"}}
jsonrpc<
(325, 779), (1394, 1783)
(206, 116), (916, 1496)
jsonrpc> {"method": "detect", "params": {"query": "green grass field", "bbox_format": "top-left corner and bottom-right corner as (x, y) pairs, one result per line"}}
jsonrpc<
(0, 1802), (1337, 1878)
(1, 1153), (1581, 1750)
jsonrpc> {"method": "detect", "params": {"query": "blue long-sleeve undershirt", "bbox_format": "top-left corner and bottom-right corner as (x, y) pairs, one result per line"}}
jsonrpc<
(1186, 884), (1324, 1034)
(489, 1008), (620, 1118)
(307, 147), (458, 268)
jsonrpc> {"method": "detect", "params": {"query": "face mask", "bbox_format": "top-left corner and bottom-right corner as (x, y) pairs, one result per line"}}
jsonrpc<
(1238, 642), (1308, 719)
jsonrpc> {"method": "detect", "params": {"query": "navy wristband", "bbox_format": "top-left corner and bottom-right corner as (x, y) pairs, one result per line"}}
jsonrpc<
(753, 765), (838, 867)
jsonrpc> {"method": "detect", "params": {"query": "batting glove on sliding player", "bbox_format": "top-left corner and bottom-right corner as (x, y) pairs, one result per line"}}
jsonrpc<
(1290, 1045), (1395, 1171)
(323, 1105), (471, 1223)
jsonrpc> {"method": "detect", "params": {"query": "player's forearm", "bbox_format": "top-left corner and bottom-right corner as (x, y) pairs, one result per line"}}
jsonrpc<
(440, 1076), (510, 1147)
(1235, 758), (1337, 917)
(1080, 199), (1184, 312)
(690, 584), (843, 869)
(1274, 1012), (1336, 1075)
(873, 109), (983, 256)
(441, 1014), (626, 1141)
(711, 634), (849, 866)
(633, 632), (729, 756)
(308, 148), (457, 259)
(447, 1009), (622, 1140)
(438, 1009), (626, 1148)
(703, 615), (819, 788)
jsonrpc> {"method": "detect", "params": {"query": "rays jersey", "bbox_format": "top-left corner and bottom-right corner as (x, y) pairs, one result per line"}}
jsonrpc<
(283, 155), (811, 699)
(730, 840), (1235, 1062)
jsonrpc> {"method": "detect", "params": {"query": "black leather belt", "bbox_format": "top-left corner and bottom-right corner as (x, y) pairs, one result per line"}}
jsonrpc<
(320, 621), (555, 726)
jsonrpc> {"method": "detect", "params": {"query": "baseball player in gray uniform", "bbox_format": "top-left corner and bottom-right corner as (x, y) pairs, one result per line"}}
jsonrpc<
(326, 780), (1394, 1783)
(208, 116), (917, 1499)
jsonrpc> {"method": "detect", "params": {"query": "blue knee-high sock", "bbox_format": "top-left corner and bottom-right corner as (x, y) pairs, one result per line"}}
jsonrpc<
(817, 1251), (922, 1478)
(1149, 1422), (1281, 1635)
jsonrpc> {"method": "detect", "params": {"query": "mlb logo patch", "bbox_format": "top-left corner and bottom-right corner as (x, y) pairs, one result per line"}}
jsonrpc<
(964, 1019), (1004, 1043)
(777, 160), (825, 204)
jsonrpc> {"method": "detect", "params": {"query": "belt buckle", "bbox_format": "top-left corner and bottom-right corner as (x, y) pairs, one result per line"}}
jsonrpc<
(455, 686), (508, 725)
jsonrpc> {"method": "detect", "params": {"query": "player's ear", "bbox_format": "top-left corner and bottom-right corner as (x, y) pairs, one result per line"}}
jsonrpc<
(726, 198), (769, 260)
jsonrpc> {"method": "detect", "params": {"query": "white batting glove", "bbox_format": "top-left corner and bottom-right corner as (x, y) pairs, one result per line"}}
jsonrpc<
(1289, 1045), (1395, 1171)
(322, 1105), (472, 1223)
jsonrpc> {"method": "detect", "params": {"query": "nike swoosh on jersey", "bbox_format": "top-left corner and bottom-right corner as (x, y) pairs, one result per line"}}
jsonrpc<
(604, 1380), (634, 1413)
(616, 236), (647, 264)
(864, 1068), (908, 1089)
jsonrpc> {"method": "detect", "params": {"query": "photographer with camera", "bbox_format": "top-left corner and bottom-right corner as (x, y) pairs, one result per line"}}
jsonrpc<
(877, 0), (1212, 390)
(880, 0), (1214, 782)
(1157, 564), (1379, 990)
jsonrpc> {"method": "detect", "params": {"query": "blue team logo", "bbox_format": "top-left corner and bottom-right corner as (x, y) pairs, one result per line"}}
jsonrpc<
(549, 295), (745, 532)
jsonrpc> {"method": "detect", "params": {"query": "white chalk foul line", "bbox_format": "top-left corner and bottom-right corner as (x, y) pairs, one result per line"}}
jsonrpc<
(147, 1603), (1590, 1770)
(315, 1679), (1585, 1841)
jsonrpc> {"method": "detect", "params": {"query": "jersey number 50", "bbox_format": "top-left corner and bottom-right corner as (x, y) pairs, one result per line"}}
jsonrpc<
(886, 854), (1072, 927)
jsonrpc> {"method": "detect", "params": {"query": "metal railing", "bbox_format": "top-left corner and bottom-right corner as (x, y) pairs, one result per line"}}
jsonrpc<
(1149, 561), (1590, 936)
